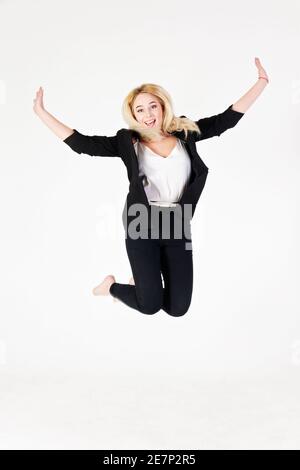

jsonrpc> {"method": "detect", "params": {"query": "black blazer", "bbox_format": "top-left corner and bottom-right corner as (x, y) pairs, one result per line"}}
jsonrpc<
(63, 104), (244, 233)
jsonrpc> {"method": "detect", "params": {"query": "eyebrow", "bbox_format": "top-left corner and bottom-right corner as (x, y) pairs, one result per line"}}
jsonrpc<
(135, 100), (157, 110)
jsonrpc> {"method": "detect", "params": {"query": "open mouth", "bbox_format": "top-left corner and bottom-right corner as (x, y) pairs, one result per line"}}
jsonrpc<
(145, 119), (156, 127)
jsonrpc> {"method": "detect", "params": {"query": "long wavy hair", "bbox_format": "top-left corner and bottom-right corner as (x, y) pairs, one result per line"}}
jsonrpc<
(121, 83), (201, 143)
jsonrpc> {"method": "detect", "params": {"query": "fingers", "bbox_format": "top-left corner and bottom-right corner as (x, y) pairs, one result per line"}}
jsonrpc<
(34, 87), (43, 100)
(35, 86), (43, 96)
(255, 57), (265, 70)
(33, 86), (44, 110)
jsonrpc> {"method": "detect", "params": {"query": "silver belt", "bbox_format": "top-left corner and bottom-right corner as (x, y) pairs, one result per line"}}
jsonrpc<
(150, 201), (179, 207)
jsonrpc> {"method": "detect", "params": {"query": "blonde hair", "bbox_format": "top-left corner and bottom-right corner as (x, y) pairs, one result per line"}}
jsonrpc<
(121, 83), (201, 143)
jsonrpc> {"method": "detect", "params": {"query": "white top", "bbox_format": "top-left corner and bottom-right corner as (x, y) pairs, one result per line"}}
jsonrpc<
(134, 138), (191, 207)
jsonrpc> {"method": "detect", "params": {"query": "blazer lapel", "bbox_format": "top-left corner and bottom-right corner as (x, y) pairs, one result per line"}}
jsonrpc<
(120, 128), (199, 181)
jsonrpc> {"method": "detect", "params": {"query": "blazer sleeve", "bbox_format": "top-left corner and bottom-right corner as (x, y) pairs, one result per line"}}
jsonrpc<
(193, 104), (245, 142)
(63, 129), (119, 157)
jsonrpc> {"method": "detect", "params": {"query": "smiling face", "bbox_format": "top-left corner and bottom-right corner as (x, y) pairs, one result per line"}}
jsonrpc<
(132, 92), (164, 131)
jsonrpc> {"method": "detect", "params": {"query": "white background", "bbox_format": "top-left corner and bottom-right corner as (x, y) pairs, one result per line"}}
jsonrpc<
(0, 0), (300, 450)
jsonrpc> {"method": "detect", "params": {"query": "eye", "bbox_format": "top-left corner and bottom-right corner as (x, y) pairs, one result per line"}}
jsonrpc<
(137, 104), (157, 113)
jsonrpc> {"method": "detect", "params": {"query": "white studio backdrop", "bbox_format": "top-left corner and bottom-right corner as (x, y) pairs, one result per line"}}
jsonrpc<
(0, 0), (300, 450)
(0, 0), (299, 376)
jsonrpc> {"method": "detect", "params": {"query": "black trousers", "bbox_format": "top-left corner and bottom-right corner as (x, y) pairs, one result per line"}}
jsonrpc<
(109, 206), (193, 316)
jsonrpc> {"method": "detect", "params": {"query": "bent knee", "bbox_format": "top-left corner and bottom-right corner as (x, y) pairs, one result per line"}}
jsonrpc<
(140, 304), (162, 315)
(165, 303), (190, 317)
(168, 310), (188, 317)
(137, 297), (162, 315)
(137, 292), (163, 315)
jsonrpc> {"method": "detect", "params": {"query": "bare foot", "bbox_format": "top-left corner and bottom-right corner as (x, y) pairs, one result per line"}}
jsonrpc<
(92, 275), (116, 296)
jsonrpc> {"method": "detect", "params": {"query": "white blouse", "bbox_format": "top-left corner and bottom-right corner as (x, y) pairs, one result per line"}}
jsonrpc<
(134, 138), (191, 207)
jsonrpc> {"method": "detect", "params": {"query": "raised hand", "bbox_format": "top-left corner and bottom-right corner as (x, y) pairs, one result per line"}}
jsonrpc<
(255, 57), (269, 83)
(33, 86), (45, 114)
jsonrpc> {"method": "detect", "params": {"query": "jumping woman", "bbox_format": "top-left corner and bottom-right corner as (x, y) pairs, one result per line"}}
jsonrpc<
(33, 57), (269, 317)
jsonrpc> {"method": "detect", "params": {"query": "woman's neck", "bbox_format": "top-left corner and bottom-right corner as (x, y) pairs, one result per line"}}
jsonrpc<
(141, 132), (172, 144)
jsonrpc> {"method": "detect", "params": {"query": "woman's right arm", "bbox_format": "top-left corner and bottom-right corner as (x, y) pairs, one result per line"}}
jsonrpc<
(33, 86), (74, 140)
(33, 86), (119, 157)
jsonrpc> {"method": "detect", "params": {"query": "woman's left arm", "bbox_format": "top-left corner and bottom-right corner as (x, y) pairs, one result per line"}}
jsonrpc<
(231, 57), (269, 113)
